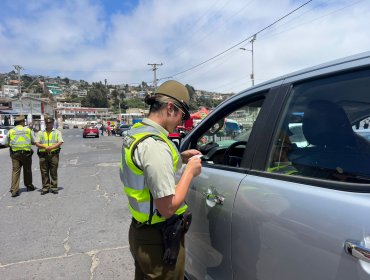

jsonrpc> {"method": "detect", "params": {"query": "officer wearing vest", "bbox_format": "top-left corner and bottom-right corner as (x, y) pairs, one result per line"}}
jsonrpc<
(35, 116), (64, 195)
(120, 80), (202, 279)
(5, 115), (36, 197)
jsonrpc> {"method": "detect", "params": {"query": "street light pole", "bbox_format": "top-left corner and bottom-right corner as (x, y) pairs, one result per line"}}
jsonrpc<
(240, 34), (256, 86)
(13, 65), (24, 115)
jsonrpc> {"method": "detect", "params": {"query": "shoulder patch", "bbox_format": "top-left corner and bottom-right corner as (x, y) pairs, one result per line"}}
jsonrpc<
(122, 135), (135, 148)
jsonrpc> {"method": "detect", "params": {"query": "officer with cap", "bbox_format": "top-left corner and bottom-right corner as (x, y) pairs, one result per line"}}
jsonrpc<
(35, 115), (64, 195)
(120, 80), (202, 279)
(5, 115), (36, 197)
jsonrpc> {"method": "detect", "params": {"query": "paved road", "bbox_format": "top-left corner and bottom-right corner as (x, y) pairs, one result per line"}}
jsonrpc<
(0, 129), (134, 279)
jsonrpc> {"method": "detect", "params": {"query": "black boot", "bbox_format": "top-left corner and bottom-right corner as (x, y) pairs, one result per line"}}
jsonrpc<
(11, 191), (20, 197)
(27, 185), (36, 192)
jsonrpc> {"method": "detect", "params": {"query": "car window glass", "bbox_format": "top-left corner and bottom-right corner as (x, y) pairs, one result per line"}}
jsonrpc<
(196, 98), (264, 168)
(266, 68), (370, 183)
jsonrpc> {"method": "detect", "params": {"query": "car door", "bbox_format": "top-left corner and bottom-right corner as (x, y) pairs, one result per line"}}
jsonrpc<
(232, 67), (370, 279)
(181, 88), (281, 280)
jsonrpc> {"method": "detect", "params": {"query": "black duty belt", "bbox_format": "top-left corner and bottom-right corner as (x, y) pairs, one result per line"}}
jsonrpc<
(38, 150), (60, 155)
(37, 151), (59, 156)
(12, 150), (32, 155)
(132, 218), (165, 229)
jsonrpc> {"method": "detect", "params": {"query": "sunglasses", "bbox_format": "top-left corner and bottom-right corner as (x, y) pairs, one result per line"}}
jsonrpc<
(174, 104), (186, 120)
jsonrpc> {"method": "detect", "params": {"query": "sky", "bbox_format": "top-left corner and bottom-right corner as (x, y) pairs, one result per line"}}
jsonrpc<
(0, 0), (369, 94)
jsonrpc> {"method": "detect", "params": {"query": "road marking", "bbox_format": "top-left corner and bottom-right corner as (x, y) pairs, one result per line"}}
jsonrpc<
(96, 162), (120, 167)
(0, 245), (130, 268)
(69, 158), (78, 165)
(87, 250), (100, 280)
(63, 228), (71, 256)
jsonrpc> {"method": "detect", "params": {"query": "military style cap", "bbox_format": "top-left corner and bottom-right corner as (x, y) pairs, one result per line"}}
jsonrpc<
(45, 117), (54, 123)
(44, 114), (54, 123)
(155, 80), (190, 120)
(15, 115), (25, 122)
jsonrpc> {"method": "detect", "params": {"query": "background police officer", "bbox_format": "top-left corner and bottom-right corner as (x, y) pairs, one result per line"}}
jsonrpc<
(5, 115), (36, 197)
(120, 80), (202, 279)
(35, 116), (64, 195)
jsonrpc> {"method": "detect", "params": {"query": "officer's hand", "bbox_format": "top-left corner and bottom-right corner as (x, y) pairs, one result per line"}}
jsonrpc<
(181, 149), (202, 163)
(186, 156), (202, 177)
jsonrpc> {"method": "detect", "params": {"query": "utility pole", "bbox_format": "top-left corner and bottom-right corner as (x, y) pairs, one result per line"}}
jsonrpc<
(240, 34), (257, 86)
(148, 63), (163, 89)
(13, 65), (24, 115)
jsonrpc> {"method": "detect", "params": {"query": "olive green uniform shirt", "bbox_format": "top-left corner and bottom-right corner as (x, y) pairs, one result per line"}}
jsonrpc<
(133, 118), (177, 199)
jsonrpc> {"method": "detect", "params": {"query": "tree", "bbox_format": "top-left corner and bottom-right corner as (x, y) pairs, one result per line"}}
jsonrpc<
(125, 98), (145, 109)
(185, 84), (198, 111)
(81, 84), (109, 107)
(141, 81), (148, 89)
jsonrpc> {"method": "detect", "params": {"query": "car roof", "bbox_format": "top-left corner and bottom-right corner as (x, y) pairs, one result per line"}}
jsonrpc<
(227, 51), (370, 100)
(211, 51), (370, 120)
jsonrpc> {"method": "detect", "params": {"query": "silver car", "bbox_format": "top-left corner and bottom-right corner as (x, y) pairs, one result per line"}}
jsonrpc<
(180, 52), (370, 280)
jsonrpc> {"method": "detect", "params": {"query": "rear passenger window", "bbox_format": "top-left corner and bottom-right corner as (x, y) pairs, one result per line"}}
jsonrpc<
(266, 69), (370, 183)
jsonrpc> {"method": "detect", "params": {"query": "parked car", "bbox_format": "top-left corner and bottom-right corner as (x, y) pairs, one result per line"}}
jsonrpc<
(0, 128), (8, 147)
(63, 123), (70, 129)
(116, 124), (132, 136)
(82, 125), (99, 138)
(180, 52), (370, 280)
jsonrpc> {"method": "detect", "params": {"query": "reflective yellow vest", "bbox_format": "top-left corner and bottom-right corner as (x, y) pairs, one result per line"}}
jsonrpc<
(38, 130), (60, 152)
(120, 122), (187, 224)
(9, 126), (32, 151)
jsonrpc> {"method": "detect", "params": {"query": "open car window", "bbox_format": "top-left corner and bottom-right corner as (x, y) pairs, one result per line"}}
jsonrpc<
(196, 99), (264, 168)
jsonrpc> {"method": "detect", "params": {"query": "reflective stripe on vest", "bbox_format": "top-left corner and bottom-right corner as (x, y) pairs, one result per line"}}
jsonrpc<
(9, 126), (32, 151)
(268, 162), (298, 175)
(38, 130), (59, 152)
(120, 122), (187, 224)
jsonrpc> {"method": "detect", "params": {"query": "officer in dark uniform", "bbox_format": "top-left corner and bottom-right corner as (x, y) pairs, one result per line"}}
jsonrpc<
(5, 115), (36, 197)
(35, 116), (64, 195)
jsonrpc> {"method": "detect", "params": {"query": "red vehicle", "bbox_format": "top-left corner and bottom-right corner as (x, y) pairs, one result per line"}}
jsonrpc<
(83, 125), (99, 138)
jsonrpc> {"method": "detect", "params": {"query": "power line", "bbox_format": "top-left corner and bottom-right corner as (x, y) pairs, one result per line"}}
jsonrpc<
(171, 0), (313, 78)
(257, 0), (365, 43)
(174, 0), (255, 59)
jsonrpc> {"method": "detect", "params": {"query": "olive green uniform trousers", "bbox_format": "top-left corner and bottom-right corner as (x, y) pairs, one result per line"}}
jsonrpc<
(129, 221), (185, 280)
(10, 152), (33, 193)
(39, 153), (59, 192)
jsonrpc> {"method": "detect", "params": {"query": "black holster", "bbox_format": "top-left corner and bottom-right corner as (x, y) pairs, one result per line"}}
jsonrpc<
(161, 212), (192, 265)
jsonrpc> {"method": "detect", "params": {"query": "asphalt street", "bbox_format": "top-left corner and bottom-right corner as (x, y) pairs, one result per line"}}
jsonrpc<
(0, 128), (134, 279)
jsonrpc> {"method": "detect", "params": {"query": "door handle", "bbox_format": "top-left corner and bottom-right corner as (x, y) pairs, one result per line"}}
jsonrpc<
(203, 193), (224, 205)
(344, 239), (370, 263)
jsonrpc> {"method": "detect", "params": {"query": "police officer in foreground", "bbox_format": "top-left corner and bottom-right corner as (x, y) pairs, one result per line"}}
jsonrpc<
(120, 80), (202, 279)
(35, 116), (64, 195)
(5, 115), (36, 197)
